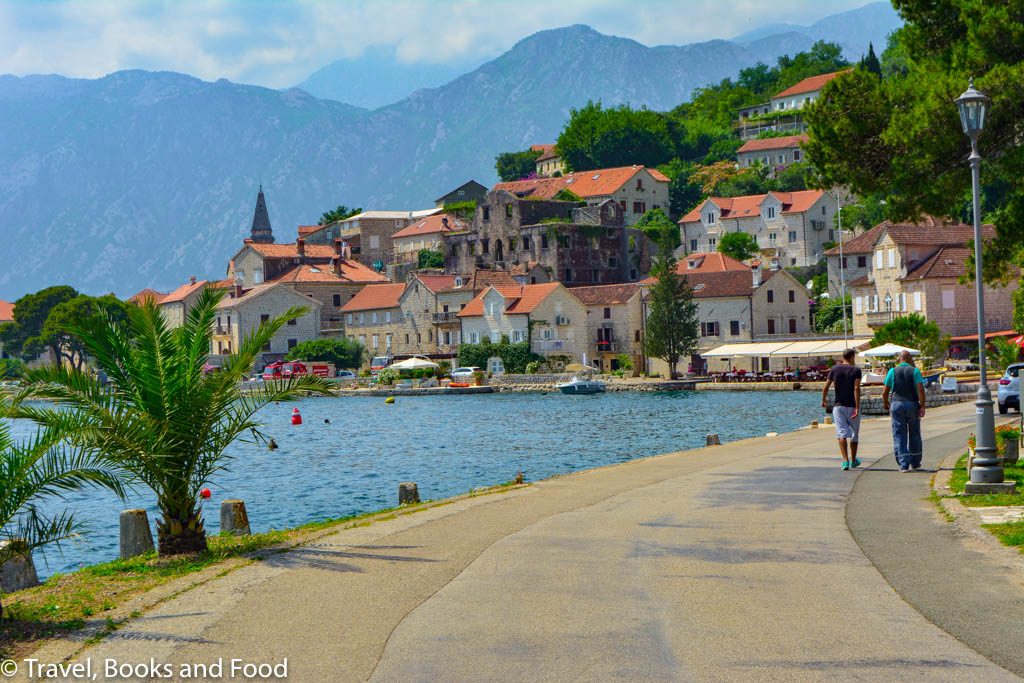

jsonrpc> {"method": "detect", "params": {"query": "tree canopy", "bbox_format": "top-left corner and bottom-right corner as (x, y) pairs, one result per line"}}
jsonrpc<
(0, 286), (78, 361)
(634, 209), (680, 249)
(871, 313), (948, 362)
(417, 248), (446, 269)
(495, 149), (542, 182)
(717, 231), (760, 262)
(319, 205), (362, 224)
(285, 337), (364, 370)
(644, 235), (699, 379)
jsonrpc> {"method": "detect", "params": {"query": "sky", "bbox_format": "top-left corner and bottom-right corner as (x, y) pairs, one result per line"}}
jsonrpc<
(0, 0), (873, 88)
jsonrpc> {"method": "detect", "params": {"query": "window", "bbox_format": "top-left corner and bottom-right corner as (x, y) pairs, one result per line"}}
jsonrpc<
(730, 320), (740, 336)
(287, 318), (297, 326)
(590, 269), (598, 282)
(385, 311), (392, 323)
(608, 257), (617, 268)
(482, 207), (490, 221)
(636, 178), (644, 190)
(541, 234), (549, 249)
(254, 268), (263, 284)
(405, 333), (410, 344)
(369, 235), (380, 249)
(522, 236), (531, 250)
(777, 154), (785, 164)
(630, 269), (637, 280)
(767, 290), (774, 303)
(690, 239), (698, 252)
(287, 338), (297, 350)
(372, 335), (379, 349)
(841, 256), (848, 268)
(900, 293), (907, 311)
(854, 297), (863, 314)
(512, 330), (523, 342)
(333, 294), (341, 306)
(789, 318), (797, 334)
(788, 290), (795, 303)
(370, 312), (378, 324)
(872, 295), (879, 311)
(346, 313), (353, 324)
(260, 314), (270, 324)
(913, 291), (922, 311)
(635, 330), (641, 342)
(505, 204), (513, 219)
(619, 200), (627, 211)
(603, 307), (611, 319)
(788, 231), (797, 243)
(875, 251), (883, 269)
(709, 238), (716, 248)
(793, 150), (801, 161)
(767, 319), (776, 334)
(700, 321), (720, 337)
(385, 333), (392, 349)
(565, 268), (573, 282)
(887, 248), (896, 268)
(942, 289), (955, 309)
(707, 212), (716, 225)
(482, 239), (489, 254)
(829, 230), (835, 242)
(633, 201), (646, 214)
(769, 232), (777, 245)
(766, 206), (776, 219)
(359, 335), (366, 346)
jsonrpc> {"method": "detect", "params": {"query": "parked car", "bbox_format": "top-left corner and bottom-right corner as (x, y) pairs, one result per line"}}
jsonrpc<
(997, 363), (1024, 414)
(336, 370), (357, 380)
(451, 366), (481, 382)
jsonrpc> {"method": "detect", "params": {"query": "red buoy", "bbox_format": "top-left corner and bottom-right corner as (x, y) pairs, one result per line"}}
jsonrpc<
(291, 407), (302, 425)
(200, 488), (211, 499)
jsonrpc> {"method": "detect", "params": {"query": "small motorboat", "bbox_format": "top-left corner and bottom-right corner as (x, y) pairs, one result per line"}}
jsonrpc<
(557, 376), (606, 394)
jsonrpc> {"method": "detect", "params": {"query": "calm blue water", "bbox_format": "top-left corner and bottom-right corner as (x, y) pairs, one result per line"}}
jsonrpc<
(5, 391), (819, 577)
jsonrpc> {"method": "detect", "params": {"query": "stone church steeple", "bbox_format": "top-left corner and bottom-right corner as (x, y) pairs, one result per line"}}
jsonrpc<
(250, 185), (274, 243)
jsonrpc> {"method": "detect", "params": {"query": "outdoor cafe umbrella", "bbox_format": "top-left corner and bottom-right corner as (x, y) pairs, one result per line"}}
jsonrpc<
(859, 343), (921, 358)
(1011, 335), (1024, 348)
(388, 356), (439, 370)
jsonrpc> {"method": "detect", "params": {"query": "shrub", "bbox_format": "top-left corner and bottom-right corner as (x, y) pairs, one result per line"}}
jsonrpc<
(458, 339), (541, 374)
(525, 360), (541, 374)
(376, 368), (398, 385)
(286, 338), (364, 369)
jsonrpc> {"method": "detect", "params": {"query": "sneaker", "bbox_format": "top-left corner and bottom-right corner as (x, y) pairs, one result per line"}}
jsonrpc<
(899, 468), (910, 473)
(841, 461), (850, 470)
(851, 458), (862, 469)
(911, 464), (922, 471)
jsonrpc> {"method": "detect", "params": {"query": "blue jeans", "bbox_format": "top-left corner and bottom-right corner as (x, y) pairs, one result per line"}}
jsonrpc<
(890, 400), (922, 469)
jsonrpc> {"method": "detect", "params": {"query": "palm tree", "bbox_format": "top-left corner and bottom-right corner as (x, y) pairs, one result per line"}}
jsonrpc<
(14, 289), (333, 555)
(0, 409), (124, 616)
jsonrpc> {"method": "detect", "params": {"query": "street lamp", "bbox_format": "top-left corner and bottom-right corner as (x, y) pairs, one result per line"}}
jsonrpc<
(955, 79), (1006, 490)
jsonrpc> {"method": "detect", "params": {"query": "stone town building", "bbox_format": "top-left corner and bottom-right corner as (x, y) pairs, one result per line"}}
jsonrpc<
(434, 180), (488, 208)
(211, 282), (321, 367)
(569, 283), (645, 372)
(339, 283), (408, 360)
(445, 191), (653, 286)
(679, 190), (838, 268)
(823, 222), (886, 297)
(493, 165), (670, 226)
(642, 264), (811, 375)
(127, 288), (166, 306)
(458, 283), (590, 370)
(327, 209), (442, 270)
(391, 214), (465, 265)
(0, 300), (13, 359)
(737, 71), (845, 139)
(736, 134), (808, 175)
(393, 273), (476, 360)
(846, 217), (1015, 337)
(158, 277), (208, 328)
(532, 144), (566, 177)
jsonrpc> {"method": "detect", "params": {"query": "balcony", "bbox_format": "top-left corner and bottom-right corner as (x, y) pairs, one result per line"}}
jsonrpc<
(595, 340), (621, 353)
(533, 339), (569, 352)
(432, 312), (459, 324)
(212, 326), (231, 339)
(345, 314), (402, 328)
(866, 310), (903, 327)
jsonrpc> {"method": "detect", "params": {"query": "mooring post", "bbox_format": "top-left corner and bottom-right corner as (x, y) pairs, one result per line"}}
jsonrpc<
(119, 509), (155, 559)
(399, 482), (420, 505)
(220, 500), (251, 536)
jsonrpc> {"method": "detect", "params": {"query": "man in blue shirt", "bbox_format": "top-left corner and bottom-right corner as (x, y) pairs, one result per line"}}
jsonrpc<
(882, 350), (927, 472)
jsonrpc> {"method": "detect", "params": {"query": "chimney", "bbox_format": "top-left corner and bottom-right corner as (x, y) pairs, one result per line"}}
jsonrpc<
(189, 275), (196, 285)
(751, 263), (762, 288)
(296, 238), (305, 257)
(333, 238), (343, 256)
(332, 256), (343, 277)
(442, 216), (450, 229)
(233, 276), (243, 298)
(343, 244), (352, 260)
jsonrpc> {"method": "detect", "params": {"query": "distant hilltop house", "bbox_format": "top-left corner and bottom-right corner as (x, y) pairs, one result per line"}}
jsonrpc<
(531, 144), (565, 177)
(736, 71), (845, 140)
(434, 180), (488, 208)
(0, 299), (13, 359)
(736, 134), (808, 176)
(391, 213), (466, 265)
(842, 216), (1017, 338)
(492, 165), (670, 227)
(679, 189), (838, 269)
(309, 209), (443, 272)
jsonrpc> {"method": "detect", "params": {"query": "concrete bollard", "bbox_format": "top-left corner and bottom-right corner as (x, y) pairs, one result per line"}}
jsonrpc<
(0, 540), (39, 593)
(398, 482), (420, 505)
(119, 509), (155, 559)
(220, 500), (251, 536)
(706, 434), (721, 446)
(810, 420), (819, 429)
(824, 416), (833, 425)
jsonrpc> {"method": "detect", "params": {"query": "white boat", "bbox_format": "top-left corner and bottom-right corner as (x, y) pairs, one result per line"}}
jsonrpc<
(557, 376), (606, 394)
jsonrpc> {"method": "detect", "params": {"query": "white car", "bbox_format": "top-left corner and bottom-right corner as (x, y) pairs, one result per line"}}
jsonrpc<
(997, 363), (1024, 414)
(451, 366), (481, 381)
(336, 370), (357, 380)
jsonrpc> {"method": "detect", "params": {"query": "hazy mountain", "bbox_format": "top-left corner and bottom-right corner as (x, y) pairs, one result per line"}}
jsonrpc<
(733, 2), (901, 57)
(0, 4), (902, 299)
(296, 48), (479, 109)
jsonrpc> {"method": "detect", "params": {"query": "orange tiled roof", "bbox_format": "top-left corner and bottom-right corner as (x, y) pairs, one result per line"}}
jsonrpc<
(825, 215), (995, 256)
(494, 166), (670, 200)
(215, 282), (320, 310)
(244, 242), (339, 259)
(458, 282), (563, 317)
(773, 71), (845, 99)
(415, 273), (458, 293)
(339, 283), (406, 312)
(569, 283), (641, 306)
(737, 134), (808, 154)
(680, 190), (825, 223)
(127, 288), (166, 305)
(392, 213), (465, 240)
(902, 246), (971, 281)
(640, 269), (768, 298)
(532, 144), (560, 162)
(160, 279), (207, 304)
(824, 222), (887, 256)
(209, 278), (235, 289)
(297, 225), (323, 236)
(678, 252), (750, 273)
(0, 299), (14, 323)
(272, 261), (389, 285)
(464, 269), (521, 292)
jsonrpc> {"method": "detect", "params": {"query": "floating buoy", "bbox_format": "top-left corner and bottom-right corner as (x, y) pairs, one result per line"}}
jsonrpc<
(291, 408), (302, 425)
(200, 488), (211, 499)
(268, 438), (278, 450)
(384, 396), (395, 404)
(324, 418), (330, 424)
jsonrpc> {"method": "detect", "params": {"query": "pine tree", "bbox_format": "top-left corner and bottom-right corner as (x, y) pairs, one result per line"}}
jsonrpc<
(860, 42), (881, 77)
(644, 236), (699, 379)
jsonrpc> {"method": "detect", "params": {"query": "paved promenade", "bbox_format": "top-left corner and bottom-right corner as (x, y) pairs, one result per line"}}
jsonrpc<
(58, 403), (1020, 681)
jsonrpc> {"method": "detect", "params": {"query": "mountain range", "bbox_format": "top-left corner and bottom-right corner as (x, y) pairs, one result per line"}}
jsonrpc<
(0, 2), (902, 299)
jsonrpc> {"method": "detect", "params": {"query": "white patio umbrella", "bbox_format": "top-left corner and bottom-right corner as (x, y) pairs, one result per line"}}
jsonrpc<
(860, 343), (920, 358)
(388, 356), (439, 370)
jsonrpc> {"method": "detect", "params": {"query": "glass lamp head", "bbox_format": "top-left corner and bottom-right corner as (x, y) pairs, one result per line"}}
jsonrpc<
(955, 78), (989, 138)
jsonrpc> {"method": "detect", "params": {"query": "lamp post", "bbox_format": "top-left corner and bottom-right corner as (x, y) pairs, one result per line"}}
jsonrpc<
(956, 79), (1006, 490)
(838, 202), (848, 344)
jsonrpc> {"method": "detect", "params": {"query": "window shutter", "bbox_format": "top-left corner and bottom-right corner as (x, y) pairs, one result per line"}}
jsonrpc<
(900, 293), (907, 311)
(914, 292), (922, 311)
(854, 297), (862, 315)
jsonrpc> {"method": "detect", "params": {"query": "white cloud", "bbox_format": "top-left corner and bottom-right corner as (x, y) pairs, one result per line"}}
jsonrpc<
(0, 0), (872, 87)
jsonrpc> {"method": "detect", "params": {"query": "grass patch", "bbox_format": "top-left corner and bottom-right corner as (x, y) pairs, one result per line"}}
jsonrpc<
(947, 453), (1024, 507)
(982, 521), (1024, 548)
